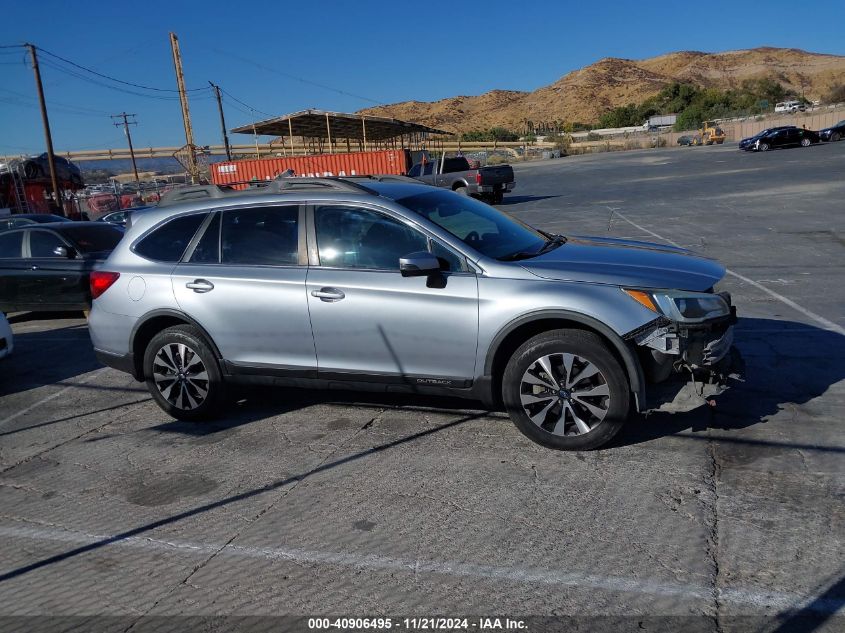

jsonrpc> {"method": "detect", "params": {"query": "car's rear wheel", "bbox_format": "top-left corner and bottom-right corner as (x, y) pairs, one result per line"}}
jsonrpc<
(502, 330), (630, 450)
(800, 137), (811, 147)
(143, 324), (224, 421)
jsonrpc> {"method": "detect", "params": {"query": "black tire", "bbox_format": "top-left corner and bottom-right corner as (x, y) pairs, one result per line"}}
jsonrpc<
(143, 324), (224, 421)
(758, 142), (770, 152)
(832, 132), (841, 142)
(493, 190), (504, 204)
(800, 137), (811, 147)
(502, 329), (629, 451)
(455, 186), (469, 196)
(23, 161), (40, 179)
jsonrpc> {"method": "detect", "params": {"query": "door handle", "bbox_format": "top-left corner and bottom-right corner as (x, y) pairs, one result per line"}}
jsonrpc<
(186, 279), (214, 293)
(311, 287), (345, 302)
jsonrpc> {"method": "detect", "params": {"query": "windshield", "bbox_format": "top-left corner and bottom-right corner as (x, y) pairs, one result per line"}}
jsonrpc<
(397, 190), (546, 260)
(62, 225), (123, 253)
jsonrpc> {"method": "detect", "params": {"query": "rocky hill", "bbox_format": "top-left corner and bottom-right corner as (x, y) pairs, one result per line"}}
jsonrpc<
(360, 47), (845, 132)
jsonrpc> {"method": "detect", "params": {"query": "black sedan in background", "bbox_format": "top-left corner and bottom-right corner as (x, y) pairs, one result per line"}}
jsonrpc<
(0, 214), (71, 231)
(0, 222), (123, 313)
(740, 126), (821, 151)
(819, 120), (845, 142)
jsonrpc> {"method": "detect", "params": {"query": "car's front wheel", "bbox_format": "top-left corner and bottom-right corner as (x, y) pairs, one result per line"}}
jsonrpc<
(832, 132), (841, 142)
(143, 324), (224, 421)
(502, 330), (630, 450)
(758, 142), (770, 151)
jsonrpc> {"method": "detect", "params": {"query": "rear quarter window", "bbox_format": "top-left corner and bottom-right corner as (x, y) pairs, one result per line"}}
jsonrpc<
(134, 214), (206, 262)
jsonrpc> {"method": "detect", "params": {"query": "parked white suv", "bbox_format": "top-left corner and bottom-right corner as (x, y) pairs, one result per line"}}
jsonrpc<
(774, 101), (806, 114)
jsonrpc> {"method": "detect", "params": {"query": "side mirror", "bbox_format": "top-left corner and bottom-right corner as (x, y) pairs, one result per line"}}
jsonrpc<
(53, 245), (77, 259)
(399, 251), (440, 277)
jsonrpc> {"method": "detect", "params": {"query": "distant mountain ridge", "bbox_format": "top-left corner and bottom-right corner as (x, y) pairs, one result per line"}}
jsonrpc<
(360, 47), (845, 132)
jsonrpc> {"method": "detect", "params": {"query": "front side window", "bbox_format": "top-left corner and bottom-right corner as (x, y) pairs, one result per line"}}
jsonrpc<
(135, 213), (206, 262)
(29, 231), (66, 258)
(221, 206), (298, 266)
(398, 190), (545, 260)
(315, 205), (427, 270)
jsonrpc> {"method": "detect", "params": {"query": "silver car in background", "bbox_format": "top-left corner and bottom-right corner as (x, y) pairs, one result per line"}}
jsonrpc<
(88, 177), (737, 450)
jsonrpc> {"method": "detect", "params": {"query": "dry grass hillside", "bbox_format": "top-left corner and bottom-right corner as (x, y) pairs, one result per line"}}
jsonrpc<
(360, 47), (845, 133)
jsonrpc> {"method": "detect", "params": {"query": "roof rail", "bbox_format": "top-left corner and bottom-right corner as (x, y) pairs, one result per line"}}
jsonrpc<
(157, 176), (376, 207)
(270, 176), (376, 193)
(157, 184), (230, 207)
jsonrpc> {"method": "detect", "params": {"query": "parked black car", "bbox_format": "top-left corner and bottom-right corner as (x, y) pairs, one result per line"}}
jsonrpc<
(0, 214), (72, 231)
(0, 222), (123, 312)
(819, 120), (845, 142)
(740, 126), (820, 151)
(737, 126), (793, 150)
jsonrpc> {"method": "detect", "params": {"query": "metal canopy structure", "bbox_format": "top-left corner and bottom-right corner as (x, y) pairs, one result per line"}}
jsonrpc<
(230, 109), (451, 144)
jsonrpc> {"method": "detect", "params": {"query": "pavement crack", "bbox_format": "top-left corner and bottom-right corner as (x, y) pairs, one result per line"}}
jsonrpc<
(705, 439), (724, 633)
(123, 408), (383, 630)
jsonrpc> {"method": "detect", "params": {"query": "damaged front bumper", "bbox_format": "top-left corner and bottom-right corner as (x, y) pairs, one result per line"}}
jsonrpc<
(627, 292), (743, 407)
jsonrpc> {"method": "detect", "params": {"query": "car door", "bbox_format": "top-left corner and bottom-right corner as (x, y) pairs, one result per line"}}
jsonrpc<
(26, 229), (88, 309)
(783, 128), (801, 147)
(171, 204), (317, 373)
(0, 230), (27, 311)
(305, 203), (479, 384)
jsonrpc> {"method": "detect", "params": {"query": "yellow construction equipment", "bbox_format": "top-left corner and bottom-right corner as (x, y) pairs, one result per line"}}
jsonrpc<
(698, 121), (726, 145)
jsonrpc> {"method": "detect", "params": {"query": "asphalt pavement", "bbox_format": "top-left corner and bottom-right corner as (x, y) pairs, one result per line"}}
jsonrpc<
(0, 142), (843, 632)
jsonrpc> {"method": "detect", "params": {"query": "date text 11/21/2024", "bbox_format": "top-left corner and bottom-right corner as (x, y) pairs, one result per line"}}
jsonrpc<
(307, 617), (528, 630)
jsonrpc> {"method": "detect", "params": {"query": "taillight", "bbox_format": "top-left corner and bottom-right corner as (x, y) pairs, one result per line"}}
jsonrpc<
(90, 271), (120, 300)
(475, 172), (482, 185)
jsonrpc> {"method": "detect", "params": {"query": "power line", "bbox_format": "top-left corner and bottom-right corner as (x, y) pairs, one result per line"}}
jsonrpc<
(0, 88), (112, 115)
(218, 87), (274, 118)
(210, 47), (385, 105)
(37, 58), (207, 102)
(36, 45), (208, 93)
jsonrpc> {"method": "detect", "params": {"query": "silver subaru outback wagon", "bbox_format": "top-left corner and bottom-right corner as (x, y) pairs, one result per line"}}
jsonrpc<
(88, 177), (737, 450)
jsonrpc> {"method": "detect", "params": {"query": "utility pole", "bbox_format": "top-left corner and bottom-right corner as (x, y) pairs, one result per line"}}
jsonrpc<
(209, 82), (232, 161)
(25, 43), (62, 214)
(111, 113), (141, 192)
(169, 32), (199, 183)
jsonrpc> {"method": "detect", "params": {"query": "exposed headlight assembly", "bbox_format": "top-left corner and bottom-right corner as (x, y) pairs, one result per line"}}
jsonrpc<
(624, 289), (730, 323)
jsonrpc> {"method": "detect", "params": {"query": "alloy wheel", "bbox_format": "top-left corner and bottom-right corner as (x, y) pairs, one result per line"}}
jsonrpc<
(152, 343), (209, 410)
(519, 353), (610, 436)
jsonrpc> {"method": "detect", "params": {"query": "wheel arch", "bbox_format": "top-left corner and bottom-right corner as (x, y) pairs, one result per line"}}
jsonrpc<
(452, 180), (468, 191)
(130, 309), (223, 380)
(483, 310), (646, 411)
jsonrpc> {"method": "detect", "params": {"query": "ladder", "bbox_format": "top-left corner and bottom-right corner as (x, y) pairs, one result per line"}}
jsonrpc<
(9, 161), (29, 213)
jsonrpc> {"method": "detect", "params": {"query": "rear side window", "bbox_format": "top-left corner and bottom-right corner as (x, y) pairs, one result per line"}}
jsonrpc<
(135, 214), (205, 262)
(189, 213), (221, 264)
(0, 231), (22, 258)
(29, 231), (66, 257)
(63, 225), (123, 253)
(221, 206), (298, 266)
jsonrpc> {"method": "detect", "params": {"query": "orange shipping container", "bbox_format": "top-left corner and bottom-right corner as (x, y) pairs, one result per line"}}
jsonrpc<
(210, 149), (409, 188)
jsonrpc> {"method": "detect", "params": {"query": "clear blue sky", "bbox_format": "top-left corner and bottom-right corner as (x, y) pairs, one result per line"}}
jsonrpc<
(1, 0), (844, 155)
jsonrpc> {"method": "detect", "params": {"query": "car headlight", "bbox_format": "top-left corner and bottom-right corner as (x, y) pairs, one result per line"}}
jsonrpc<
(624, 289), (730, 323)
